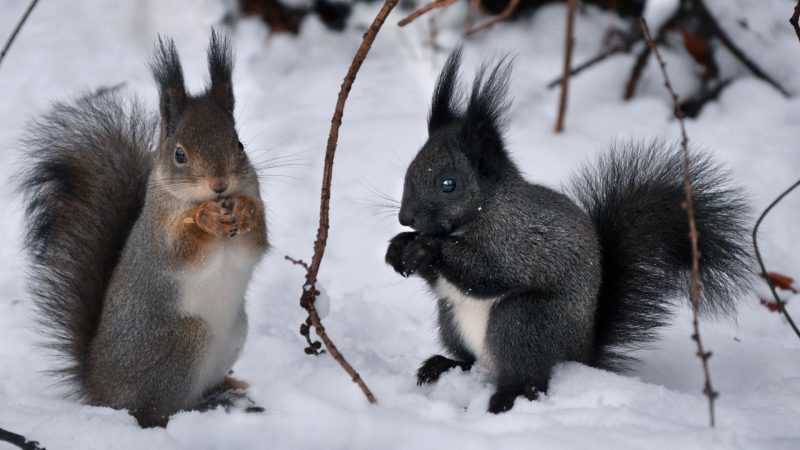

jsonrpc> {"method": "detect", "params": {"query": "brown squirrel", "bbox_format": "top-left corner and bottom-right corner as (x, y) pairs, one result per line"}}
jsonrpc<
(19, 31), (269, 427)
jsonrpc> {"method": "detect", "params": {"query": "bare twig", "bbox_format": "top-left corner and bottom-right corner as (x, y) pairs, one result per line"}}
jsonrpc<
(285, 255), (310, 271)
(623, 11), (680, 100)
(623, 43), (652, 100)
(291, 0), (401, 406)
(692, 0), (789, 97)
(641, 17), (717, 428)
(286, 256), (322, 354)
(752, 179), (800, 340)
(397, 0), (456, 27)
(792, 1), (800, 43)
(546, 32), (642, 90)
(554, 0), (577, 133)
(679, 79), (731, 118)
(0, 428), (44, 450)
(465, 0), (521, 37)
(0, 0), (40, 71)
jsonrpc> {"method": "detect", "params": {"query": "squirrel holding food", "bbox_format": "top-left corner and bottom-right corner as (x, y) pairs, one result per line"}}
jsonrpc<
(20, 31), (268, 427)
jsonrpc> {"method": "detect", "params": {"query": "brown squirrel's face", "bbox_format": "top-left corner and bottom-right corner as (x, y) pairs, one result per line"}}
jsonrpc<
(150, 31), (257, 204)
(157, 98), (257, 203)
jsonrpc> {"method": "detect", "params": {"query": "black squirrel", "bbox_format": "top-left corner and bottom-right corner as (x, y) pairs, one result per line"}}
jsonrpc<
(385, 48), (753, 413)
(19, 31), (269, 427)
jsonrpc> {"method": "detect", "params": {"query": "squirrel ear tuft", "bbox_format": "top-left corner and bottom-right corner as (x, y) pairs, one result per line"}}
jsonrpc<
(207, 29), (235, 115)
(428, 46), (463, 135)
(462, 57), (512, 159)
(150, 35), (186, 136)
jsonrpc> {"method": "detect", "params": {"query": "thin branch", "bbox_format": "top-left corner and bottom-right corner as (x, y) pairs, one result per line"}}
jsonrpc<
(554, 0), (577, 133)
(546, 32), (642, 90)
(752, 179), (800, 340)
(0, 0), (40, 71)
(0, 428), (44, 450)
(623, 10), (681, 101)
(692, 0), (789, 97)
(292, 0), (401, 405)
(792, 1), (800, 44)
(641, 17), (717, 428)
(623, 43), (652, 100)
(679, 79), (731, 118)
(397, 0), (456, 27)
(286, 256), (322, 354)
(465, 0), (521, 37)
(285, 255), (310, 271)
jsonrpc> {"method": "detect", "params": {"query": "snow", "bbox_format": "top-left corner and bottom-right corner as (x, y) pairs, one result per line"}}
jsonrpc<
(642, 0), (679, 32)
(1, 0), (800, 449)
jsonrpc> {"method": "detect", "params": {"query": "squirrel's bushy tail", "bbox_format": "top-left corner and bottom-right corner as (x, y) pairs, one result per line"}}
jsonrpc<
(567, 141), (753, 372)
(19, 90), (155, 395)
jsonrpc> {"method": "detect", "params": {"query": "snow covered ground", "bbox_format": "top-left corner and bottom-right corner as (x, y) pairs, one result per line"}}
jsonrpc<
(1, 0), (799, 449)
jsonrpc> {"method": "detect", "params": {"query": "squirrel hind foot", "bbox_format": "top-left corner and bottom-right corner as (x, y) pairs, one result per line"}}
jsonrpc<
(133, 410), (169, 428)
(194, 378), (256, 414)
(221, 374), (249, 391)
(487, 384), (542, 414)
(416, 355), (473, 386)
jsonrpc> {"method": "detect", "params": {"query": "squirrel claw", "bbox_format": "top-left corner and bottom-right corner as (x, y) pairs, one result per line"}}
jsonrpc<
(195, 201), (240, 237)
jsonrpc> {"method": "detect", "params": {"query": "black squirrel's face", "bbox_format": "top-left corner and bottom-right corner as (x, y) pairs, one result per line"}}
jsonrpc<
(157, 98), (257, 203)
(399, 128), (483, 236)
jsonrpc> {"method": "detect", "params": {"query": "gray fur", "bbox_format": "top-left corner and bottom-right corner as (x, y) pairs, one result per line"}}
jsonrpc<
(20, 31), (268, 427)
(386, 51), (753, 413)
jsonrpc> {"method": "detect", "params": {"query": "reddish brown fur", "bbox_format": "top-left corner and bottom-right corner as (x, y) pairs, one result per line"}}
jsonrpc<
(167, 196), (267, 267)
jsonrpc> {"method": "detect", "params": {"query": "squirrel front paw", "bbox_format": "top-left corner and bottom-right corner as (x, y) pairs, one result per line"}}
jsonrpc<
(403, 236), (440, 276)
(386, 232), (439, 277)
(223, 196), (261, 235)
(386, 232), (418, 276)
(195, 201), (238, 238)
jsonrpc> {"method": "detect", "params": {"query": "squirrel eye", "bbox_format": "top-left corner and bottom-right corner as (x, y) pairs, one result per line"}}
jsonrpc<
(175, 147), (187, 164)
(237, 141), (244, 157)
(441, 179), (456, 193)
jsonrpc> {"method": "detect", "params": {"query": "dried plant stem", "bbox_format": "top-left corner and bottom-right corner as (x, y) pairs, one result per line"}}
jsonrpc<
(547, 32), (642, 89)
(465, 0), (521, 37)
(285, 255), (310, 271)
(752, 179), (800, 340)
(285, 256), (322, 354)
(0, 0), (40, 71)
(397, 0), (456, 27)
(640, 17), (717, 428)
(291, 0), (401, 405)
(692, 0), (789, 97)
(623, 44), (652, 100)
(0, 428), (44, 450)
(623, 11), (680, 100)
(555, 0), (577, 133)
(791, 1), (800, 43)
(773, 2), (800, 340)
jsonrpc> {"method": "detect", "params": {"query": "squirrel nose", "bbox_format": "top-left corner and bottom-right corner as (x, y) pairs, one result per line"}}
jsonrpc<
(209, 178), (229, 194)
(399, 208), (414, 227)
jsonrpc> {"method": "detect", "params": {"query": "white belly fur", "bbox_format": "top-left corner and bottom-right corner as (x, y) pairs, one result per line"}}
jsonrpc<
(179, 240), (261, 398)
(435, 277), (498, 367)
